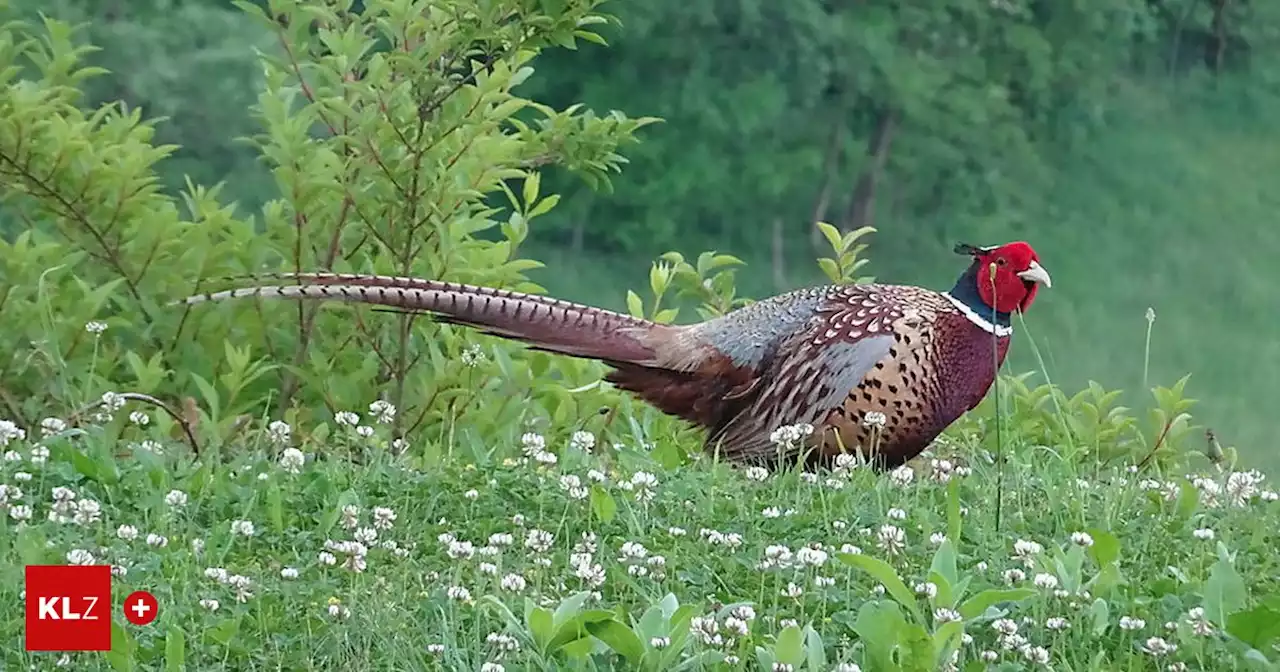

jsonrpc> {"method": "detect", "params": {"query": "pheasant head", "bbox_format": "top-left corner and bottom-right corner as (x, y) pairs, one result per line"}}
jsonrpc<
(954, 241), (1051, 314)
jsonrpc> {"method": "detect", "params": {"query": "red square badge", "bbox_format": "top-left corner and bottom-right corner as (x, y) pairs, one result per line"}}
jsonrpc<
(25, 565), (113, 651)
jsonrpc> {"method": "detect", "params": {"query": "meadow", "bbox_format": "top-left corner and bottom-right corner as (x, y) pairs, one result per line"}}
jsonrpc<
(2, 388), (1279, 670)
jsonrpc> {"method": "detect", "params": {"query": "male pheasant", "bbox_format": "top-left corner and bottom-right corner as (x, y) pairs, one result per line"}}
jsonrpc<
(178, 242), (1050, 469)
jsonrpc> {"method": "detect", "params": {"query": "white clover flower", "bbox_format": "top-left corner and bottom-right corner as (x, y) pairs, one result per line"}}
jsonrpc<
(796, 546), (828, 567)
(230, 520), (255, 537)
(3, 450), (19, 462)
(622, 471), (659, 503)
(267, 420), (292, 446)
(369, 400), (396, 424)
(520, 432), (546, 455)
(446, 540), (475, 560)
(862, 411), (887, 428)
(650, 636), (670, 649)
(204, 567), (229, 583)
(1142, 636), (1177, 656)
(334, 412), (359, 427)
(341, 505), (361, 530)
(1071, 531), (1094, 547)
(877, 524), (906, 555)
(318, 551), (337, 566)
(146, 533), (169, 548)
(13, 471), (31, 482)
(914, 581), (938, 599)
(1033, 573), (1059, 590)
(8, 504), (31, 521)
(279, 448), (305, 474)
(199, 598), (220, 611)
(66, 549), (95, 565)
(85, 321), (108, 334)
(29, 446), (49, 464)
(569, 431), (596, 452)
(128, 411), (150, 426)
(889, 465), (914, 486)
(1003, 569), (1026, 584)
(355, 425), (375, 438)
(354, 527), (378, 544)
(372, 506), (396, 530)
(1045, 616), (1070, 630)
(1119, 616), (1146, 631)
(460, 344), (487, 366)
(887, 507), (907, 521)
(0, 420), (25, 447)
(1023, 646), (1050, 664)
(1192, 527), (1214, 541)
(40, 417), (67, 437)
(165, 490), (188, 508)
(744, 466), (770, 481)
(500, 573), (527, 592)
(426, 643), (445, 655)
(769, 422), (814, 448)
(525, 529), (554, 554)
(934, 608), (961, 624)
(73, 499), (101, 525)
(281, 567), (298, 579)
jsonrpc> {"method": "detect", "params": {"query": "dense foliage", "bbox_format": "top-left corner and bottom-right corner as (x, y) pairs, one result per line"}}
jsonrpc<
(1, 1), (1280, 667)
(4, 0), (1279, 468)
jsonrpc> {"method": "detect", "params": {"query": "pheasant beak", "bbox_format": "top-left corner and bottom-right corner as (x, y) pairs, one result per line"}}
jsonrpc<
(1017, 261), (1052, 289)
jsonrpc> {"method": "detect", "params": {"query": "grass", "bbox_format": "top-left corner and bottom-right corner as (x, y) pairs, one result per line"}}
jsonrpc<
(2, 397), (1279, 670)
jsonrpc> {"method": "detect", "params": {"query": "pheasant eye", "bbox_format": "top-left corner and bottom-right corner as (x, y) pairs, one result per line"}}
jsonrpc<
(996, 258), (1007, 266)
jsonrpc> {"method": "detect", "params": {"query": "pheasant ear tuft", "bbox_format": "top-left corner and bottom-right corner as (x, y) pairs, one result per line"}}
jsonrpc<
(953, 243), (987, 257)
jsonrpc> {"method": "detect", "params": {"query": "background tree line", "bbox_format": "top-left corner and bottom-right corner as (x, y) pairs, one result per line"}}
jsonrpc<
(4, 0), (1280, 467)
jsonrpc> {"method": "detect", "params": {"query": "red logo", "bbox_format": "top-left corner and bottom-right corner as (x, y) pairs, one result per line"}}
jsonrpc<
(123, 590), (159, 626)
(25, 565), (112, 651)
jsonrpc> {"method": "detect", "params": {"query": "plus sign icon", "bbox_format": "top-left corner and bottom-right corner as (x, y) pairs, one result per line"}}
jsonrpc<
(123, 590), (159, 626)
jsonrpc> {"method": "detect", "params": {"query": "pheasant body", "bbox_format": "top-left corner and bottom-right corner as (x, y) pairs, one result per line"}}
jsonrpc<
(178, 242), (1049, 469)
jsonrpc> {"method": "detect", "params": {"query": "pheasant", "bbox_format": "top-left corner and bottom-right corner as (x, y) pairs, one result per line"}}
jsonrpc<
(178, 241), (1050, 469)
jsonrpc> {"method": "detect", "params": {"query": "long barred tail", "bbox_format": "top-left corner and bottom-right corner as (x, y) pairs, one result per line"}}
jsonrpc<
(177, 273), (668, 366)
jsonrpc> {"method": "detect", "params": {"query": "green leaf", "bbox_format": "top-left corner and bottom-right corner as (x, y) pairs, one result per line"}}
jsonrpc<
(528, 605), (554, 650)
(775, 624), (804, 666)
(1086, 528), (1121, 566)
(945, 479), (962, 542)
(553, 592), (592, 628)
(838, 552), (925, 624)
(1090, 598), (1110, 636)
(1204, 548), (1249, 627)
(590, 485), (616, 523)
(266, 482), (284, 533)
(854, 600), (907, 671)
(164, 626), (186, 672)
(586, 619), (644, 664)
(1228, 605), (1280, 650)
(804, 625), (827, 671)
(958, 588), (1037, 620)
(105, 621), (136, 672)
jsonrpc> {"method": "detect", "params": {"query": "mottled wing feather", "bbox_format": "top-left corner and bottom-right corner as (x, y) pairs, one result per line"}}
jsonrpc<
(707, 286), (910, 460)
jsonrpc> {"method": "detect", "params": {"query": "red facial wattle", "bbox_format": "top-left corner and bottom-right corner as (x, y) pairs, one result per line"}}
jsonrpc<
(972, 242), (1051, 314)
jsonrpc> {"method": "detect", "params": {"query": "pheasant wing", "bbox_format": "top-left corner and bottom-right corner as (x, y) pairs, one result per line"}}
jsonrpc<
(706, 286), (917, 461)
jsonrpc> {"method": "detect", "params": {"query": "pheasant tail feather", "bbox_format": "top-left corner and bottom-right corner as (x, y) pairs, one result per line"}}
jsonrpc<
(179, 273), (670, 367)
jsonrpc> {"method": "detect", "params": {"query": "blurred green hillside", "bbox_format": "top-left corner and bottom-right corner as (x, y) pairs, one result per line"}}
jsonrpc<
(529, 77), (1280, 470)
(4, 0), (1279, 467)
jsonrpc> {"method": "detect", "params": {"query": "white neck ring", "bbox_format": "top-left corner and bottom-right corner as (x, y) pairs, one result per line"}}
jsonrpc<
(943, 293), (1014, 337)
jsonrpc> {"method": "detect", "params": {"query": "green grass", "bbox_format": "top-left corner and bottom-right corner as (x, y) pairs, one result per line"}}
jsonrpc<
(2, 401), (1279, 670)
(526, 79), (1280, 474)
